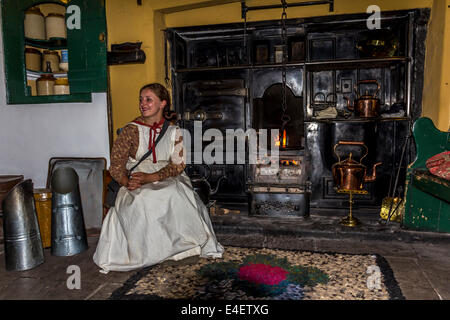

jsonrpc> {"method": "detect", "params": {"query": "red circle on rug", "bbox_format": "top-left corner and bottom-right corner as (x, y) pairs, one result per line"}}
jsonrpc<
(238, 264), (289, 285)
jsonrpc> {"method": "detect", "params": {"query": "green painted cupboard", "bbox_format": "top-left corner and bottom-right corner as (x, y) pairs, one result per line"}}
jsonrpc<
(1, 0), (107, 104)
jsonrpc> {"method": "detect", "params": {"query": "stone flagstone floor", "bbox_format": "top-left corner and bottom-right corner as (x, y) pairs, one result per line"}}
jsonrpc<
(0, 209), (449, 300)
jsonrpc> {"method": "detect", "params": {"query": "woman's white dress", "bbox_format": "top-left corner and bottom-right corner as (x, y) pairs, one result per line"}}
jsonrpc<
(93, 122), (224, 273)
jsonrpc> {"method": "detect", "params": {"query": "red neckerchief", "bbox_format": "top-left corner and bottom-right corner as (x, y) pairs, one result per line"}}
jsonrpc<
(133, 118), (165, 163)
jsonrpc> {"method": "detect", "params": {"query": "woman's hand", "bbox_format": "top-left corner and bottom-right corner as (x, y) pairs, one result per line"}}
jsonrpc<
(119, 175), (137, 191)
(127, 172), (159, 190)
(126, 176), (141, 191)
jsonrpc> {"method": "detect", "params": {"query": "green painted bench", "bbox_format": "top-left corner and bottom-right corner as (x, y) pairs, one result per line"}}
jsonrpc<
(403, 117), (450, 233)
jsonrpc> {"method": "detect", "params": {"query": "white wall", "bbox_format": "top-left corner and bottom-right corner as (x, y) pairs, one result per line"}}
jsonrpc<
(0, 92), (111, 188)
(0, 13), (110, 228)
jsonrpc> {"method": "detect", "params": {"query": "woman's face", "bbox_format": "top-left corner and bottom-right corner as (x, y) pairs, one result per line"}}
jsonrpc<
(139, 88), (166, 119)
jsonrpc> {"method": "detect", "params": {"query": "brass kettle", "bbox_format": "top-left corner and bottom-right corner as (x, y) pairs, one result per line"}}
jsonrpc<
(332, 141), (382, 191)
(344, 80), (381, 118)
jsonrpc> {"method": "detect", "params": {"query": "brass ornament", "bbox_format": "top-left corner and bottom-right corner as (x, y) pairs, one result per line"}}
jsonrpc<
(336, 188), (368, 227)
(379, 197), (403, 222)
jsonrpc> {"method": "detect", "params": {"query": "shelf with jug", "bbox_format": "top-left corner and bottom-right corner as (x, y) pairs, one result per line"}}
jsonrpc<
(2, 0), (107, 104)
(26, 58), (68, 97)
(25, 45), (70, 97)
(24, 4), (67, 46)
(25, 46), (69, 73)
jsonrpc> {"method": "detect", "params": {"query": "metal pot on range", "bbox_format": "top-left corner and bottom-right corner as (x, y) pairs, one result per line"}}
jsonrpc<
(344, 80), (381, 118)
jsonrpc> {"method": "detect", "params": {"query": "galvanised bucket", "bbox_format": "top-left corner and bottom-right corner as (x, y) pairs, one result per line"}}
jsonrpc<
(50, 167), (88, 256)
(2, 179), (44, 271)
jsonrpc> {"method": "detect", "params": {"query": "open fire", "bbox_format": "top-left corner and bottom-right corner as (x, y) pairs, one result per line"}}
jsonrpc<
(274, 130), (288, 149)
(253, 154), (304, 185)
(280, 159), (299, 166)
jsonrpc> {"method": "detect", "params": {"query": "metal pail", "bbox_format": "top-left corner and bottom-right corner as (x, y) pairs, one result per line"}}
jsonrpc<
(50, 167), (88, 256)
(2, 179), (44, 271)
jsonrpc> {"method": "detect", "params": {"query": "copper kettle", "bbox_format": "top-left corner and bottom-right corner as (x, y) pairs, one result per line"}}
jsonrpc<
(332, 141), (382, 191)
(344, 80), (381, 118)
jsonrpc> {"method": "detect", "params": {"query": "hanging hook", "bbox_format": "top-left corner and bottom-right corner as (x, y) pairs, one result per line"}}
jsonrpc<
(241, 1), (248, 19)
(280, 0), (289, 139)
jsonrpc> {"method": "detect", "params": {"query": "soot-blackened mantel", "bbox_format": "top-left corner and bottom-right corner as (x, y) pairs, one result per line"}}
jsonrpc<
(165, 8), (429, 215)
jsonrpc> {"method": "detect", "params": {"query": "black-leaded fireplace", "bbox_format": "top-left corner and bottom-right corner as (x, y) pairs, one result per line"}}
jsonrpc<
(249, 79), (309, 217)
(166, 8), (428, 216)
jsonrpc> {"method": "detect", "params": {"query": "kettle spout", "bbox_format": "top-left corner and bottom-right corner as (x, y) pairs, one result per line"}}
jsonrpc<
(364, 162), (382, 182)
(210, 176), (227, 195)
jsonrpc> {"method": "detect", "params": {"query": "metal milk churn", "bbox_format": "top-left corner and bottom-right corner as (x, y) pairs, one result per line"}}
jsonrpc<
(50, 167), (88, 256)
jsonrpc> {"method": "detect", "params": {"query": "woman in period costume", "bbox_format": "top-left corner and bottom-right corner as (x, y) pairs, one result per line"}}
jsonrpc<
(93, 83), (223, 273)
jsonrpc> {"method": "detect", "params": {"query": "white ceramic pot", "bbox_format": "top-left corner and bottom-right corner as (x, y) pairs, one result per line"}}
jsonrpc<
(25, 48), (42, 71)
(54, 78), (70, 95)
(45, 13), (66, 40)
(24, 8), (46, 40)
(37, 74), (56, 96)
(42, 50), (60, 73)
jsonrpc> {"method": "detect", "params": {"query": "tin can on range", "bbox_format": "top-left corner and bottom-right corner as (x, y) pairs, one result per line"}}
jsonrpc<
(274, 45), (284, 63)
(24, 7), (46, 40)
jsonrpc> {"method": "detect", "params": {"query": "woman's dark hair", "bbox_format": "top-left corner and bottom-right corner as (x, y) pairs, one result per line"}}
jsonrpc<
(140, 83), (175, 120)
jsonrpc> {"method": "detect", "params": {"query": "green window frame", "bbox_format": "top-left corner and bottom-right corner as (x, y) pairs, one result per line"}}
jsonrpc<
(1, 0), (107, 104)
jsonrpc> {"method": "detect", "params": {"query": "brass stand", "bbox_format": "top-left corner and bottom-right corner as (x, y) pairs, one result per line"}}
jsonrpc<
(336, 188), (368, 227)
